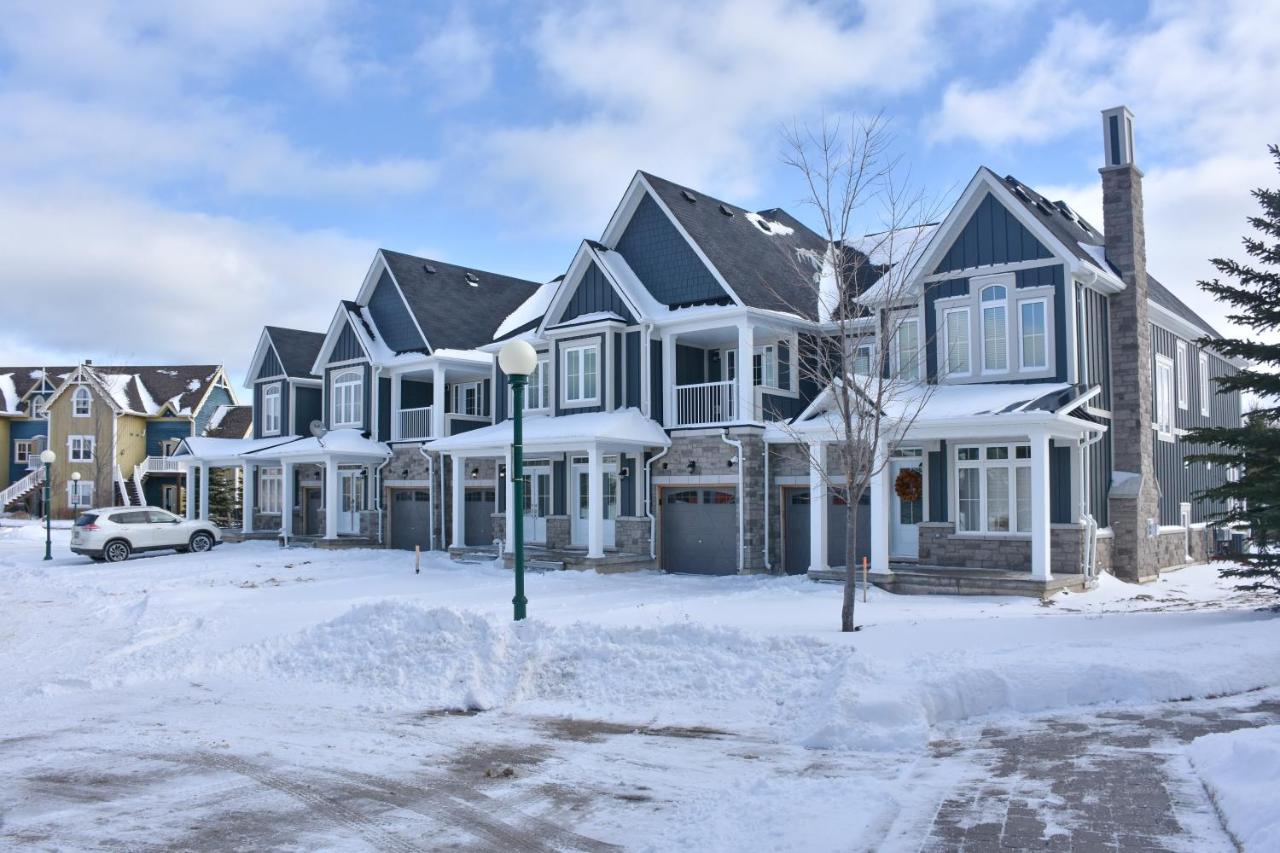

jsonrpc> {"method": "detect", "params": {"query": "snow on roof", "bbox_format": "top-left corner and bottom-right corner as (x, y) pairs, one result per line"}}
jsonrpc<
(28, 369), (44, 379)
(133, 375), (158, 415)
(852, 223), (941, 305)
(430, 408), (670, 453)
(744, 211), (795, 236)
(177, 435), (296, 461)
(0, 374), (17, 413)
(549, 310), (625, 328)
(97, 372), (136, 411)
(593, 249), (669, 318)
(494, 280), (559, 340)
(249, 428), (391, 460)
(1078, 242), (1109, 272)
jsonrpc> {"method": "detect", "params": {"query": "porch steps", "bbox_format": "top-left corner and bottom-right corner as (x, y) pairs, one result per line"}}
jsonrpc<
(808, 564), (1093, 599)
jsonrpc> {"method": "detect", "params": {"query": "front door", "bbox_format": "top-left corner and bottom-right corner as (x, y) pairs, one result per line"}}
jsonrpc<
(303, 488), (322, 535)
(161, 484), (178, 514)
(570, 460), (619, 549)
(338, 469), (365, 536)
(521, 465), (551, 544)
(889, 458), (923, 558)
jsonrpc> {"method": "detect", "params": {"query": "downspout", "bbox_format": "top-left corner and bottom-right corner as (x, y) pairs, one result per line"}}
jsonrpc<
(375, 454), (391, 545)
(419, 442), (438, 551)
(721, 430), (745, 573)
(644, 444), (670, 559)
(762, 438), (772, 573)
(1079, 430), (1105, 578)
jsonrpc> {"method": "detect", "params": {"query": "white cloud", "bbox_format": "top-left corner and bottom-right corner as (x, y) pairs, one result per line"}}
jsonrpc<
(414, 9), (496, 108)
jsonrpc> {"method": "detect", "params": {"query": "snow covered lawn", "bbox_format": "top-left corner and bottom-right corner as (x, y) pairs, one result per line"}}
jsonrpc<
(1, 521), (1277, 850)
(1190, 725), (1280, 851)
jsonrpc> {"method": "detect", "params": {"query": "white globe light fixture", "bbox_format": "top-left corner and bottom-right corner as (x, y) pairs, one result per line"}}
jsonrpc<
(498, 339), (538, 377)
(40, 449), (56, 465)
(39, 449), (56, 560)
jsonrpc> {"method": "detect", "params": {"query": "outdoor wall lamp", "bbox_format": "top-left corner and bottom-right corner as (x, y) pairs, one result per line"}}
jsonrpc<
(470, 467), (480, 479)
(727, 456), (737, 467)
(687, 460), (697, 474)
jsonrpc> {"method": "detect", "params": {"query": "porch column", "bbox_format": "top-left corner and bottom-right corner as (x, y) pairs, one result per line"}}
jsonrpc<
(504, 448), (515, 554)
(281, 462), (294, 539)
(241, 462), (254, 534)
(661, 333), (676, 428)
(432, 364), (446, 439)
(198, 464), (210, 521)
(390, 371), (403, 441)
(451, 454), (465, 548)
(1030, 430), (1052, 581)
(736, 322), (754, 423)
(587, 444), (604, 558)
(324, 459), (339, 540)
(808, 441), (828, 574)
(869, 440), (890, 572)
(184, 463), (196, 520)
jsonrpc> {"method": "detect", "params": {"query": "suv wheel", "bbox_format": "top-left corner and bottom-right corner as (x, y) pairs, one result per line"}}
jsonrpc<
(103, 540), (131, 563)
(189, 532), (214, 553)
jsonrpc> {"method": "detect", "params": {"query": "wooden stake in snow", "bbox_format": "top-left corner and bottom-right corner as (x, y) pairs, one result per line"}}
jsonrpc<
(415, 545), (421, 575)
(863, 556), (868, 603)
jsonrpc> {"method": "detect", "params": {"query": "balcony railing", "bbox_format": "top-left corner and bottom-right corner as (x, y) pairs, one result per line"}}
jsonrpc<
(396, 406), (433, 441)
(137, 455), (186, 475)
(674, 380), (736, 426)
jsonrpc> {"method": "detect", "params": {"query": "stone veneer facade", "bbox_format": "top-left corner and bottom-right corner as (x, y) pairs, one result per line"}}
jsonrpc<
(919, 521), (1093, 578)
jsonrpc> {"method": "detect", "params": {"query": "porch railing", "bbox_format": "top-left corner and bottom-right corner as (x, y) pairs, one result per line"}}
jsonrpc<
(0, 467), (43, 509)
(137, 455), (186, 475)
(675, 380), (736, 426)
(397, 406), (433, 441)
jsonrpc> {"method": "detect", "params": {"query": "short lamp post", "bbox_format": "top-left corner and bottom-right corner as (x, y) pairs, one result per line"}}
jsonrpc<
(40, 449), (56, 561)
(71, 471), (82, 525)
(498, 339), (538, 621)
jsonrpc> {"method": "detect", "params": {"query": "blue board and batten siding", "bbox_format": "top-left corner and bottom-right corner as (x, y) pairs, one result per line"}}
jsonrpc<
(330, 318), (366, 364)
(146, 420), (191, 456)
(625, 331), (642, 408)
(368, 271), (427, 353)
(933, 192), (1052, 275)
(323, 363), (372, 432)
(193, 385), (234, 436)
(293, 385), (321, 435)
(559, 262), (636, 325)
(8, 420), (47, 486)
(253, 380), (289, 439)
(614, 193), (727, 307)
(256, 347), (284, 381)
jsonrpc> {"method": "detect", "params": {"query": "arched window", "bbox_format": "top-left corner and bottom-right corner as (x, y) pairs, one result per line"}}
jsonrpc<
(31, 395), (48, 419)
(331, 370), (363, 428)
(72, 386), (92, 417)
(980, 284), (1008, 372)
(263, 383), (282, 434)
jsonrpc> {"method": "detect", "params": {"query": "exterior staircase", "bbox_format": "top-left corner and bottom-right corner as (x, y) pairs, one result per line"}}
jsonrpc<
(114, 466), (143, 507)
(0, 467), (45, 511)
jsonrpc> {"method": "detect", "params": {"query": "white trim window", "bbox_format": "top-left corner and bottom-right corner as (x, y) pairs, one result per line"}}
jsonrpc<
(943, 307), (970, 377)
(263, 383), (282, 435)
(562, 343), (599, 405)
(330, 369), (363, 428)
(1154, 354), (1175, 442)
(525, 356), (549, 411)
(1176, 341), (1189, 410)
(980, 284), (1009, 373)
(67, 479), (94, 508)
(14, 439), (35, 465)
(955, 444), (1034, 534)
(1198, 351), (1211, 417)
(69, 435), (95, 462)
(893, 317), (921, 381)
(753, 344), (779, 389)
(30, 395), (47, 419)
(1019, 299), (1048, 370)
(72, 386), (93, 417)
(852, 344), (873, 377)
(259, 468), (283, 514)
(453, 382), (485, 417)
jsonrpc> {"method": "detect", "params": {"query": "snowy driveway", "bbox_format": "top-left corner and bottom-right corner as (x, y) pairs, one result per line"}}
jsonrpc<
(1, 522), (1278, 850)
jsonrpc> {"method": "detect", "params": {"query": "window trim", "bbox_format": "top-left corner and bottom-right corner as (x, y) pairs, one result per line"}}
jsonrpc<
(561, 341), (601, 407)
(1176, 340), (1189, 410)
(30, 395), (48, 419)
(72, 386), (93, 418)
(979, 283), (1010, 375)
(67, 479), (94, 507)
(262, 382), (282, 435)
(892, 316), (921, 381)
(14, 439), (35, 465)
(452, 381), (486, 417)
(953, 442), (1035, 535)
(1154, 354), (1175, 442)
(68, 434), (95, 462)
(330, 368), (363, 429)
(259, 467), (283, 515)
(1198, 351), (1210, 418)
(942, 306), (971, 378)
(1018, 297), (1049, 371)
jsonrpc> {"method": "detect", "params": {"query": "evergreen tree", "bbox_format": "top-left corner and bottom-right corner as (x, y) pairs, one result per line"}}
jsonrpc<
(206, 467), (239, 528)
(1186, 145), (1280, 594)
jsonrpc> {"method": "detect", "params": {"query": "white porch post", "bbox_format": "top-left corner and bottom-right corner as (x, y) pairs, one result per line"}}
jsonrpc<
(281, 462), (294, 539)
(324, 459), (339, 540)
(869, 440), (890, 572)
(450, 454), (465, 548)
(1030, 431), (1052, 581)
(432, 364), (446, 439)
(504, 448), (515, 554)
(587, 444), (604, 558)
(1068, 440), (1084, 523)
(737, 322), (754, 423)
(808, 441), (829, 574)
(241, 462), (254, 534)
(198, 464), (210, 521)
(184, 463), (196, 520)
(661, 333), (676, 428)
(390, 371), (403, 441)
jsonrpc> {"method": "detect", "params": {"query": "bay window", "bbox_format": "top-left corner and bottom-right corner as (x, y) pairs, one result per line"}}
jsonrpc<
(981, 284), (1008, 372)
(943, 307), (970, 376)
(1019, 299), (1047, 370)
(563, 343), (599, 404)
(955, 443), (1034, 534)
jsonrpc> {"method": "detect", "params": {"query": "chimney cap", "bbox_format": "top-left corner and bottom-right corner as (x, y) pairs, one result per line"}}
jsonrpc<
(1101, 105), (1136, 170)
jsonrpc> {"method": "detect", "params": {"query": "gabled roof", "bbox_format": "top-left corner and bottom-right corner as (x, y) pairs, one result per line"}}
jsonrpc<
(636, 172), (829, 319)
(85, 365), (227, 416)
(0, 367), (74, 414)
(203, 404), (253, 439)
(379, 250), (541, 352)
(264, 326), (325, 379)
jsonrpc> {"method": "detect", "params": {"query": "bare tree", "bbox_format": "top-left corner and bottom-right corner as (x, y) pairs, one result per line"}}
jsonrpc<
(778, 115), (946, 632)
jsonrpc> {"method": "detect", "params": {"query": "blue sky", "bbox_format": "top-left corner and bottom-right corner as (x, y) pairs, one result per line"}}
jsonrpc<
(1, 0), (1276, 385)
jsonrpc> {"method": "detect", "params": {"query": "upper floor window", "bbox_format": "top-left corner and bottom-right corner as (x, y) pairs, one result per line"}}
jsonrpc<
(30, 395), (47, 419)
(943, 307), (970, 376)
(453, 382), (485, 417)
(263, 383), (282, 435)
(563, 343), (599, 404)
(14, 439), (35, 465)
(69, 435), (95, 462)
(1199, 352), (1211, 417)
(852, 344), (873, 377)
(331, 369), (363, 428)
(892, 318), (920, 381)
(1019, 299), (1048, 370)
(72, 386), (92, 417)
(753, 345), (778, 389)
(980, 284), (1008, 373)
(1154, 354), (1175, 442)
(1176, 341), (1189, 410)
(524, 356), (549, 411)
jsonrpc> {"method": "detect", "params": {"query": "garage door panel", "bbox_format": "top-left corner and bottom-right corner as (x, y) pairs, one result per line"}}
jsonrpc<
(784, 489), (870, 574)
(661, 488), (737, 575)
(464, 489), (496, 547)
(390, 490), (431, 551)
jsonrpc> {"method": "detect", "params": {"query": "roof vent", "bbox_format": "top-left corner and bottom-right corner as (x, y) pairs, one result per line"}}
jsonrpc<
(718, 204), (734, 217)
(753, 218), (772, 234)
(680, 190), (697, 203)
(423, 264), (437, 274)
(464, 272), (480, 286)
(1034, 199), (1054, 216)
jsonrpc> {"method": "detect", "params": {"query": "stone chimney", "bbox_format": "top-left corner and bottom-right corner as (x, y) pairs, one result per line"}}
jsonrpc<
(1101, 106), (1159, 582)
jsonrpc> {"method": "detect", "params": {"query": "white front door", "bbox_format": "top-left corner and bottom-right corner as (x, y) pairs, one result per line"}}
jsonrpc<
(338, 469), (364, 535)
(889, 459), (923, 558)
(570, 461), (619, 549)
(522, 466), (551, 544)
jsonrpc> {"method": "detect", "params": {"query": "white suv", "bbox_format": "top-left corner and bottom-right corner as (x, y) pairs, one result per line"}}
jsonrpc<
(70, 507), (222, 563)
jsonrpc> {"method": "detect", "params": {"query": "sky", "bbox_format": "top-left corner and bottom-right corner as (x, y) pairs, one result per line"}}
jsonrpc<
(1, 0), (1277, 388)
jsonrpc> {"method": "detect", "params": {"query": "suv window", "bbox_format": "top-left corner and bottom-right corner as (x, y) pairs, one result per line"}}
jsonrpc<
(147, 510), (178, 524)
(74, 513), (98, 527)
(112, 511), (149, 524)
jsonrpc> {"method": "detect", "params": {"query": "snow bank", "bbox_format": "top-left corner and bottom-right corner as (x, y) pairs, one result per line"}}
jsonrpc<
(1189, 725), (1280, 851)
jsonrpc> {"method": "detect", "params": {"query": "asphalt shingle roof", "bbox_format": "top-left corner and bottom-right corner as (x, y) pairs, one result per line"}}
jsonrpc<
(203, 405), (253, 438)
(264, 326), (326, 378)
(90, 365), (223, 414)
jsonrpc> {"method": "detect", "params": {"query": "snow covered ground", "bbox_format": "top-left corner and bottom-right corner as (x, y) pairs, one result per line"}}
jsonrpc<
(1190, 725), (1280, 850)
(1, 520), (1277, 851)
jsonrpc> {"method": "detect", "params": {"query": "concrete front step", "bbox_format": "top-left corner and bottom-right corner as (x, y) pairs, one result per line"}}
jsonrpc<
(808, 564), (1094, 598)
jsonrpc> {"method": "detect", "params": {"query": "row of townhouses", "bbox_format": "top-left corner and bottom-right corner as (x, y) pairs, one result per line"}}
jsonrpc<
(161, 107), (1242, 595)
(0, 363), (249, 518)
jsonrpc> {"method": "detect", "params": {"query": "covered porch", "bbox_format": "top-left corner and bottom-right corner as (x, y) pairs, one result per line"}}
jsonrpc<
(386, 350), (492, 442)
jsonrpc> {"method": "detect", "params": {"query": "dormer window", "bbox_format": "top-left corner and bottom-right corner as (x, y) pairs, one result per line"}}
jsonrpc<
(72, 386), (92, 417)
(980, 284), (1009, 373)
(30, 395), (48, 419)
(331, 369), (363, 428)
(563, 343), (599, 405)
(263, 383), (282, 435)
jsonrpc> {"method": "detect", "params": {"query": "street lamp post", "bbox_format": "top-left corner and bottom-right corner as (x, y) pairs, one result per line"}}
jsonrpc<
(71, 471), (82, 526)
(40, 449), (56, 561)
(498, 340), (538, 621)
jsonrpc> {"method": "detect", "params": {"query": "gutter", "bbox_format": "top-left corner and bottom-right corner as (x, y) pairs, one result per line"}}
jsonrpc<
(762, 437), (772, 572)
(644, 443), (670, 560)
(721, 430), (745, 574)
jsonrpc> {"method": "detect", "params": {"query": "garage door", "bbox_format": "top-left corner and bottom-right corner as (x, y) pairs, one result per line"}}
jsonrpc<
(464, 488), (496, 546)
(783, 489), (870, 575)
(661, 487), (738, 575)
(390, 490), (431, 551)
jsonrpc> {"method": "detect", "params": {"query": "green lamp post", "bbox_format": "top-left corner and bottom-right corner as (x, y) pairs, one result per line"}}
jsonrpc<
(498, 339), (538, 621)
(40, 448), (56, 561)
(71, 471), (82, 526)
